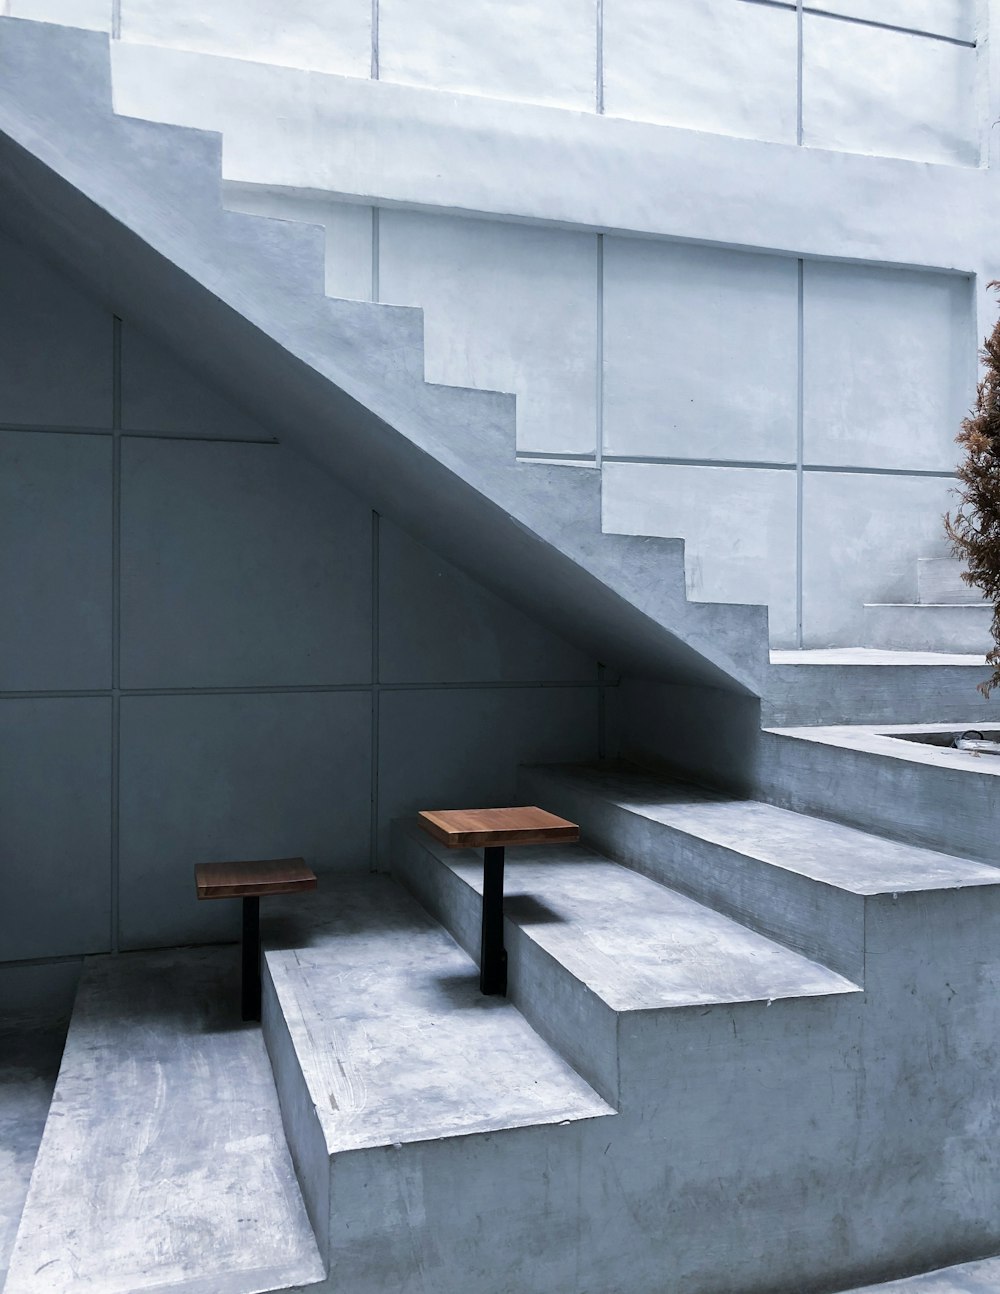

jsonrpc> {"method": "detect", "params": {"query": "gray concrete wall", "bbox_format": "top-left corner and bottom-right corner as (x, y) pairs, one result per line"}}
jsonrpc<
(0, 226), (603, 1020)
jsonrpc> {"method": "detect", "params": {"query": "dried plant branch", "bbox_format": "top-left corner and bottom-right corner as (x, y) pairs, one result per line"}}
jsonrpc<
(945, 282), (1000, 696)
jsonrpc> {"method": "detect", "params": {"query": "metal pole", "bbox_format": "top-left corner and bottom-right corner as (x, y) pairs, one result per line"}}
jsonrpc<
(241, 895), (261, 1022)
(480, 846), (507, 995)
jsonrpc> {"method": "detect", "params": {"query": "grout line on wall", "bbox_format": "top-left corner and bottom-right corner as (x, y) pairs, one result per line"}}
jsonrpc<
(597, 662), (607, 758)
(0, 680), (603, 701)
(371, 0), (380, 79)
(0, 953), (84, 971)
(371, 207), (380, 303)
(596, 234), (604, 469)
(796, 0), (804, 147)
(602, 453), (957, 478)
(795, 261), (805, 649)
(111, 316), (123, 955)
(740, 0), (975, 46)
(0, 423), (275, 444)
(111, 0), (121, 39)
(370, 511), (381, 872)
(595, 0), (605, 114)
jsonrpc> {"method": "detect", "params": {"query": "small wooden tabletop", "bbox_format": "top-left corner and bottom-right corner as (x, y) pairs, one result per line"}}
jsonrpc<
(417, 806), (579, 849)
(194, 857), (318, 900)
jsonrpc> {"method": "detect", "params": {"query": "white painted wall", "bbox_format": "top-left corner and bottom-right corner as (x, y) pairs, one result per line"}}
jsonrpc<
(17, 0), (995, 648)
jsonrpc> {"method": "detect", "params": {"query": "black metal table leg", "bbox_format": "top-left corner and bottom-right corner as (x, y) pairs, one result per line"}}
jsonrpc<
(241, 895), (261, 1021)
(480, 845), (507, 995)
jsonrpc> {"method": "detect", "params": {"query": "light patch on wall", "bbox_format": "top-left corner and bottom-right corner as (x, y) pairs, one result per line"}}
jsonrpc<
(379, 209), (598, 457)
(803, 263), (974, 472)
(802, 13), (978, 166)
(119, 0), (371, 78)
(602, 238), (799, 464)
(8, 0), (111, 30)
(602, 461), (797, 646)
(378, 0), (597, 111)
(602, 0), (797, 144)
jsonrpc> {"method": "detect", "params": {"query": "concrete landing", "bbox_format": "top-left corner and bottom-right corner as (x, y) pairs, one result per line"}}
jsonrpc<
(0, 1023), (65, 1290)
(4, 948), (325, 1294)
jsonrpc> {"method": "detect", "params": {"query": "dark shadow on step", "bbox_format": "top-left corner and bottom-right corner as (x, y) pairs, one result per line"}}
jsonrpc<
(503, 894), (566, 925)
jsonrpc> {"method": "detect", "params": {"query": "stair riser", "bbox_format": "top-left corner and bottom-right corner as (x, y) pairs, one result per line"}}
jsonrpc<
(519, 766), (865, 981)
(261, 963), (332, 1265)
(391, 821), (621, 1103)
(758, 731), (1000, 865)
(863, 604), (991, 654)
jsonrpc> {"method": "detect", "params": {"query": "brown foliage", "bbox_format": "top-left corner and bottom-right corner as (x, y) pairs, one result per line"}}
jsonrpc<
(945, 283), (1000, 696)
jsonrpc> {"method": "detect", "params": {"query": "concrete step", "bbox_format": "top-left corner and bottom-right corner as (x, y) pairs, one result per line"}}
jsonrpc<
(390, 817), (1000, 1289)
(765, 648), (993, 726)
(391, 821), (859, 1101)
(863, 602), (991, 653)
(758, 722), (1000, 866)
(917, 557), (985, 606)
(260, 876), (614, 1294)
(3, 948), (325, 1294)
(517, 762), (1000, 983)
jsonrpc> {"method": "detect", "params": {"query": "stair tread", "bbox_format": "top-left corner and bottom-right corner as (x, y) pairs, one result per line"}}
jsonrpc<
(770, 648), (985, 666)
(528, 763), (1000, 896)
(407, 827), (859, 1010)
(263, 876), (613, 1157)
(845, 1254), (1000, 1291)
(3, 948), (324, 1294)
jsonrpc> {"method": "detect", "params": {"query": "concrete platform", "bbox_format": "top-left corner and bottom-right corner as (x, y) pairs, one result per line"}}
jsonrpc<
(863, 603), (991, 654)
(4, 947), (325, 1294)
(518, 762), (1000, 981)
(0, 1022), (65, 1290)
(764, 648), (991, 726)
(261, 876), (614, 1293)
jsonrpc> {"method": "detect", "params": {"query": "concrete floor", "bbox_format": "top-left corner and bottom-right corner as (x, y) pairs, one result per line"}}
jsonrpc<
(3, 947), (324, 1294)
(0, 1021), (66, 1290)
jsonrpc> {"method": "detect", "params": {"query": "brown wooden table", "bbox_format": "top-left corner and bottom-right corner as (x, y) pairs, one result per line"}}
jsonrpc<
(194, 857), (317, 1021)
(417, 807), (579, 995)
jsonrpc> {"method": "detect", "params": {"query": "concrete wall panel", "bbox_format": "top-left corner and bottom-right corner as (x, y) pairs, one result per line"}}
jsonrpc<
(380, 210), (597, 456)
(118, 691), (372, 950)
(378, 519), (596, 684)
(0, 698), (111, 962)
(603, 0), (797, 143)
(802, 15), (978, 166)
(0, 431), (112, 691)
(379, 0), (596, 111)
(120, 439), (373, 689)
(120, 0), (371, 78)
(120, 323), (275, 438)
(603, 462), (797, 645)
(8, 0), (110, 31)
(803, 263), (974, 472)
(603, 239), (798, 463)
(224, 188), (374, 302)
(377, 686), (598, 856)
(801, 471), (955, 647)
(0, 230), (112, 428)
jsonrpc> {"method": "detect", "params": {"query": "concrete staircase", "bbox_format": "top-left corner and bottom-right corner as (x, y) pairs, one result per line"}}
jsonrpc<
(8, 765), (1000, 1292)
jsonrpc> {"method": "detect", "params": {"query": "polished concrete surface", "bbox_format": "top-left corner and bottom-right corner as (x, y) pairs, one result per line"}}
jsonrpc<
(4, 948), (324, 1294)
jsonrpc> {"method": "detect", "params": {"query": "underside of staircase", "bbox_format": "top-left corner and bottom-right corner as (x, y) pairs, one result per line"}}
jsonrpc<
(5, 13), (1000, 1294)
